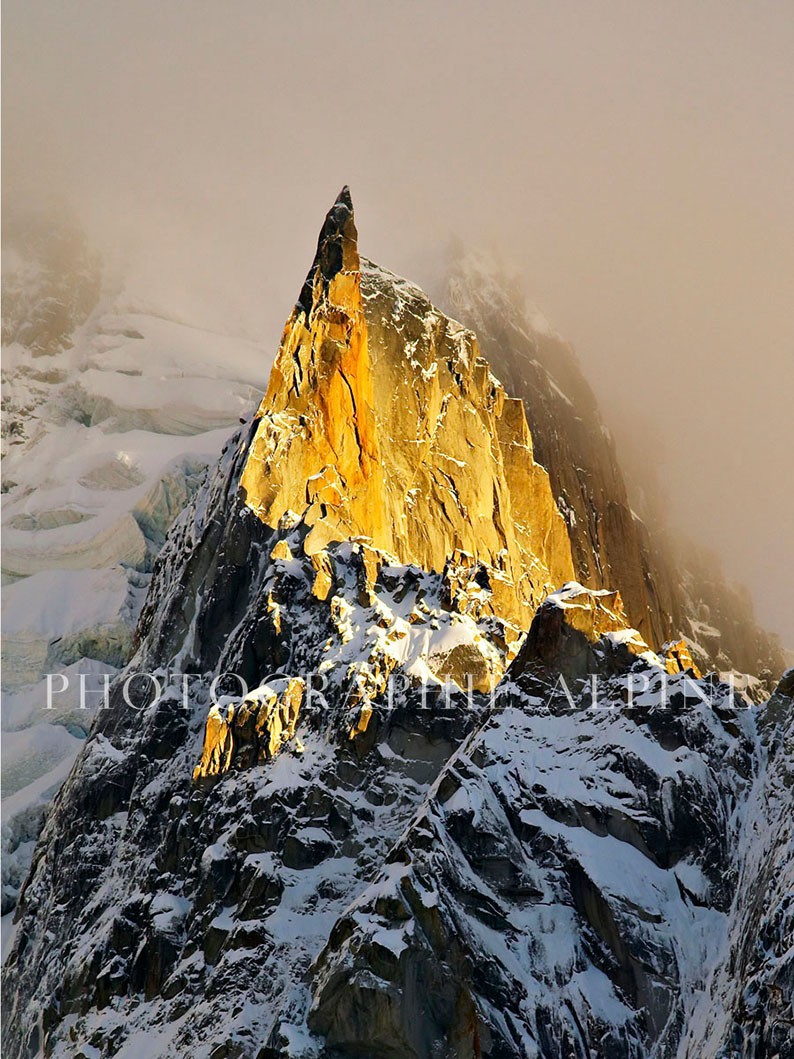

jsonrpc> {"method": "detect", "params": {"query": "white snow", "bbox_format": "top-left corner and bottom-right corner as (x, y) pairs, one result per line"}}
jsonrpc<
(1, 287), (269, 910)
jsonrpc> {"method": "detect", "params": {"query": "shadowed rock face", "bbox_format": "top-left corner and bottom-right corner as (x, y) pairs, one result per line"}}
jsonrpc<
(437, 253), (672, 649)
(240, 188), (574, 630)
(509, 581), (701, 682)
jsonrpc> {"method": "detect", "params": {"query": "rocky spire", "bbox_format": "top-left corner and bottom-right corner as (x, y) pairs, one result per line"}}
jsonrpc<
(241, 185), (383, 551)
(240, 189), (574, 628)
(296, 185), (358, 319)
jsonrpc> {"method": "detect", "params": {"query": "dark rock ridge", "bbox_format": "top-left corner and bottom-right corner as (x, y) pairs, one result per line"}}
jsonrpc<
(2, 192), (791, 1059)
(508, 581), (700, 683)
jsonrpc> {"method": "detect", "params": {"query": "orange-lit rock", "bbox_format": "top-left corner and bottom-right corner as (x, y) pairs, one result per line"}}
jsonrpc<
(192, 703), (235, 781)
(193, 678), (305, 781)
(662, 639), (702, 677)
(240, 188), (574, 630)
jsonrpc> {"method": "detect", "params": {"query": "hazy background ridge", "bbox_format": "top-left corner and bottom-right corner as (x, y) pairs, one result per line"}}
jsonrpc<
(3, 0), (793, 645)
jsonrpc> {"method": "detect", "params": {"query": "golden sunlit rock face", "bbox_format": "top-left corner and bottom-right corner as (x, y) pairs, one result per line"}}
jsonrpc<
(193, 678), (305, 781)
(662, 638), (702, 677)
(240, 187), (574, 629)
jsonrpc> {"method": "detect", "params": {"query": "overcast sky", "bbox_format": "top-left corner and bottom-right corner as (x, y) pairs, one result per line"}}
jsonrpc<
(4, 0), (793, 647)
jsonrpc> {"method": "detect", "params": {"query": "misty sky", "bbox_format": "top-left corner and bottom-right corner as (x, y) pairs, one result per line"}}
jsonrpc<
(3, 0), (793, 647)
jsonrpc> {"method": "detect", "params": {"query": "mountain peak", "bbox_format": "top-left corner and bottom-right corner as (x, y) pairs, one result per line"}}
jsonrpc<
(297, 185), (358, 318)
(5, 191), (791, 1059)
(334, 182), (353, 211)
(239, 192), (574, 627)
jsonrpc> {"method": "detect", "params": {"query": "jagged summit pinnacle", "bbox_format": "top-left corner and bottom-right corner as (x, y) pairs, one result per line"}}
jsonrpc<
(297, 185), (358, 317)
(6, 191), (790, 1059)
(239, 191), (574, 627)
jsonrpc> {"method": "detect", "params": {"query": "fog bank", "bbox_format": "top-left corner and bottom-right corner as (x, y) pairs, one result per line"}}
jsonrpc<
(4, 0), (793, 646)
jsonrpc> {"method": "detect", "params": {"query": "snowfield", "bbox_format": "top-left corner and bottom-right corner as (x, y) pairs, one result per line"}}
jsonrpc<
(2, 293), (269, 913)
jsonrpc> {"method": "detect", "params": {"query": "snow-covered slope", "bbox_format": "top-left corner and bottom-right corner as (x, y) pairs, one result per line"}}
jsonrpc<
(309, 666), (757, 1057)
(4, 425), (789, 1056)
(1, 234), (267, 911)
